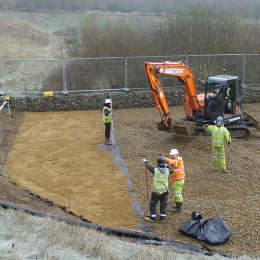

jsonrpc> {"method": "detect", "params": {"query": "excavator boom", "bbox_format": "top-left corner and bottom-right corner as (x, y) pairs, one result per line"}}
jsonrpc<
(144, 61), (201, 131)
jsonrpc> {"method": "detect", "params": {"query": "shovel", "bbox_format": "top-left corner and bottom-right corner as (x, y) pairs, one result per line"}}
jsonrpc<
(140, 166), (150, 217)
(226, 142), (231, 171)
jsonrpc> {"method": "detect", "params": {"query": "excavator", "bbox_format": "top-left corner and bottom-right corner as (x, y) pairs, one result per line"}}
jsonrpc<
(144, 61), (259, 138)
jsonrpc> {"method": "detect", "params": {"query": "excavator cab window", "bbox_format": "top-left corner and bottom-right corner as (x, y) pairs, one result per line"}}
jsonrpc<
(224, 81), (235, 113)
(204, 81), (224, 123)
(225, 79), (241, 114)
(204, 77), (241, 122)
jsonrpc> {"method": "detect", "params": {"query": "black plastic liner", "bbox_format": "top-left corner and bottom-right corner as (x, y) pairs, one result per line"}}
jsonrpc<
(0, 200), (159, 240)
(179, 211), (232, 245)
(100, 136), (152, 233)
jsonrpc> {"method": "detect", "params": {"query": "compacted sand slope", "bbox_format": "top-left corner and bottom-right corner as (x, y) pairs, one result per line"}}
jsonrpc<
(6, 111), (140, 230)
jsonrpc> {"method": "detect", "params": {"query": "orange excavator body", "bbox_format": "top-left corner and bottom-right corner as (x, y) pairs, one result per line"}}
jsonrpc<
(144, 61), (203, 131)
(145, 61), (257, 138)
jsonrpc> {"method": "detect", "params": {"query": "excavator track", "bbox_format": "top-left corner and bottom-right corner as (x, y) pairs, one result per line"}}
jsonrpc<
(226, 124), (250, 139)
(164, 120), (250, 139)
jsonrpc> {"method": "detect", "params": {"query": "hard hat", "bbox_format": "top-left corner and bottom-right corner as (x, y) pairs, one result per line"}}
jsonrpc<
(216, 116), (223, 122)
(170, 149), (179, 156)
(157, 156), (165, 167)
(105, 98), (111, 104)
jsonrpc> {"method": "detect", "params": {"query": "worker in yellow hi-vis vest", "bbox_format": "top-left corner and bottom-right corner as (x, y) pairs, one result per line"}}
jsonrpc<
(204, 116), (231, 173)
(142, 156), (173, 222)
(103, 98), (112, 145)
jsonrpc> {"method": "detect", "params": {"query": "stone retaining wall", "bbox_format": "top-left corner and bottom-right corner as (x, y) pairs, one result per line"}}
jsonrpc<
(9, 88), (260, 112)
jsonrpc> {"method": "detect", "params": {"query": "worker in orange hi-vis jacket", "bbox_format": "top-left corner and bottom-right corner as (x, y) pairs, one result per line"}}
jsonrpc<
(164, 148), (185, 213)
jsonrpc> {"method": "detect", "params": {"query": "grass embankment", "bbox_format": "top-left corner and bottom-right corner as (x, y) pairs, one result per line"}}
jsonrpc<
(0, 208), (256, 260)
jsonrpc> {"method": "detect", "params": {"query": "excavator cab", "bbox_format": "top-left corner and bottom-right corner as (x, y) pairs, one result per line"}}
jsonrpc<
(204, 81), (224, 123)
(203, 75), (242, 125)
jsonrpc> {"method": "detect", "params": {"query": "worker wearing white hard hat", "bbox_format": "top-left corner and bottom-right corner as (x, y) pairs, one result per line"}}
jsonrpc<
(103, 98), (112, 145)
(163, 148), (185, 213)
(105, 98), (111, 104)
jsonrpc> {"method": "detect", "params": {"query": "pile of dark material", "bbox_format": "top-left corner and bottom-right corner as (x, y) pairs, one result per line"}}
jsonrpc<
(179, 212), (232, 245)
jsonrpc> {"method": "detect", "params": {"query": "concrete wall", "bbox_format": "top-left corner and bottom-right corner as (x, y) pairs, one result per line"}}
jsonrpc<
(9, 88), (260, 112)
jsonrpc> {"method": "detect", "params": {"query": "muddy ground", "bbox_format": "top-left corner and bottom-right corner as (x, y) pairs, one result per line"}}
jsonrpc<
(0, 103), (259, 257)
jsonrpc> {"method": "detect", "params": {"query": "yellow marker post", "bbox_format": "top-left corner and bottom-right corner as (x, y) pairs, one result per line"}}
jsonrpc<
(43, 91), (54, 97)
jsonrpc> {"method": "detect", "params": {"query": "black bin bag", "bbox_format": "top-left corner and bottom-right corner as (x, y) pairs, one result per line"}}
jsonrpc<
(179, 211), (232, 245)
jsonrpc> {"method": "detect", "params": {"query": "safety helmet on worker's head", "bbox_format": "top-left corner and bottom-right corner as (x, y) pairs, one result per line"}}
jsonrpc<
(216, 116), (223, 123)
(216, 116), (223, 127)
(157, 156), (166, 168)
(105, 98), (111, 105)
(170, 148), (179, 156)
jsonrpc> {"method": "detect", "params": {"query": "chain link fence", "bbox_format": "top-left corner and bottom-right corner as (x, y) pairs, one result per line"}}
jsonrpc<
(0, 54), (259, 96)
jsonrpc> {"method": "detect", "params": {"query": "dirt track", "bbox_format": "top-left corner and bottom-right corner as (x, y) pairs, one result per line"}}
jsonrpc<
(0, 103), (259, 257)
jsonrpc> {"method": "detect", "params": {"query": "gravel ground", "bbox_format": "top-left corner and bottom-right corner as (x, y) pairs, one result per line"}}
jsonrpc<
(113, 103), (260, 258)
(0, 104), (259, 258)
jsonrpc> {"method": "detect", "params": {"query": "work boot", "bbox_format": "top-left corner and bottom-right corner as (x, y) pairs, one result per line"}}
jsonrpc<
(160, 216), (166, 222)
(106, 137), (112, 145)
(144, 216), (155, 222)
(172, 202), (182, 213)
(105, 137), (111, 145)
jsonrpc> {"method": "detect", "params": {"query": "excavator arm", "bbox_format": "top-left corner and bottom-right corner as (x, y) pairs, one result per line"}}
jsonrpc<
(144, 62), (172, 129)
(144, 61), (201, 130)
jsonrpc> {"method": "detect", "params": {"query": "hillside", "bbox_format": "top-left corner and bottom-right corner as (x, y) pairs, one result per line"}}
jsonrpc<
(0, 11), (62, 59)
(0, 10), (85, 94)
(0, 10), (165, 95)
(0, 9), (163, 59)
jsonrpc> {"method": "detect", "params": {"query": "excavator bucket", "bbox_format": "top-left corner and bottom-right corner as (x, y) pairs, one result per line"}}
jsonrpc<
(172, 120), (197, 136)
(242, 111), (260, 138)
(157, 119), (197, 136)
(243, 111), (259, 130)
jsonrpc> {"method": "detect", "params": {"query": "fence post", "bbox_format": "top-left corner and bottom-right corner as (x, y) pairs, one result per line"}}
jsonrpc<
(63, 60), (68, 94)
(0, 61), (2, 78)
(0, 60), (5, 94)
(242, 53), (246, 87)
(185, 55), (189, 65)
(124, 57), (129, 91)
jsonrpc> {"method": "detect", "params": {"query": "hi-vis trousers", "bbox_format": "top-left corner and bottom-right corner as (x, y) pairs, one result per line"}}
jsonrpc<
(212, 146), (226, 170)
(170, 179), (185, 203)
